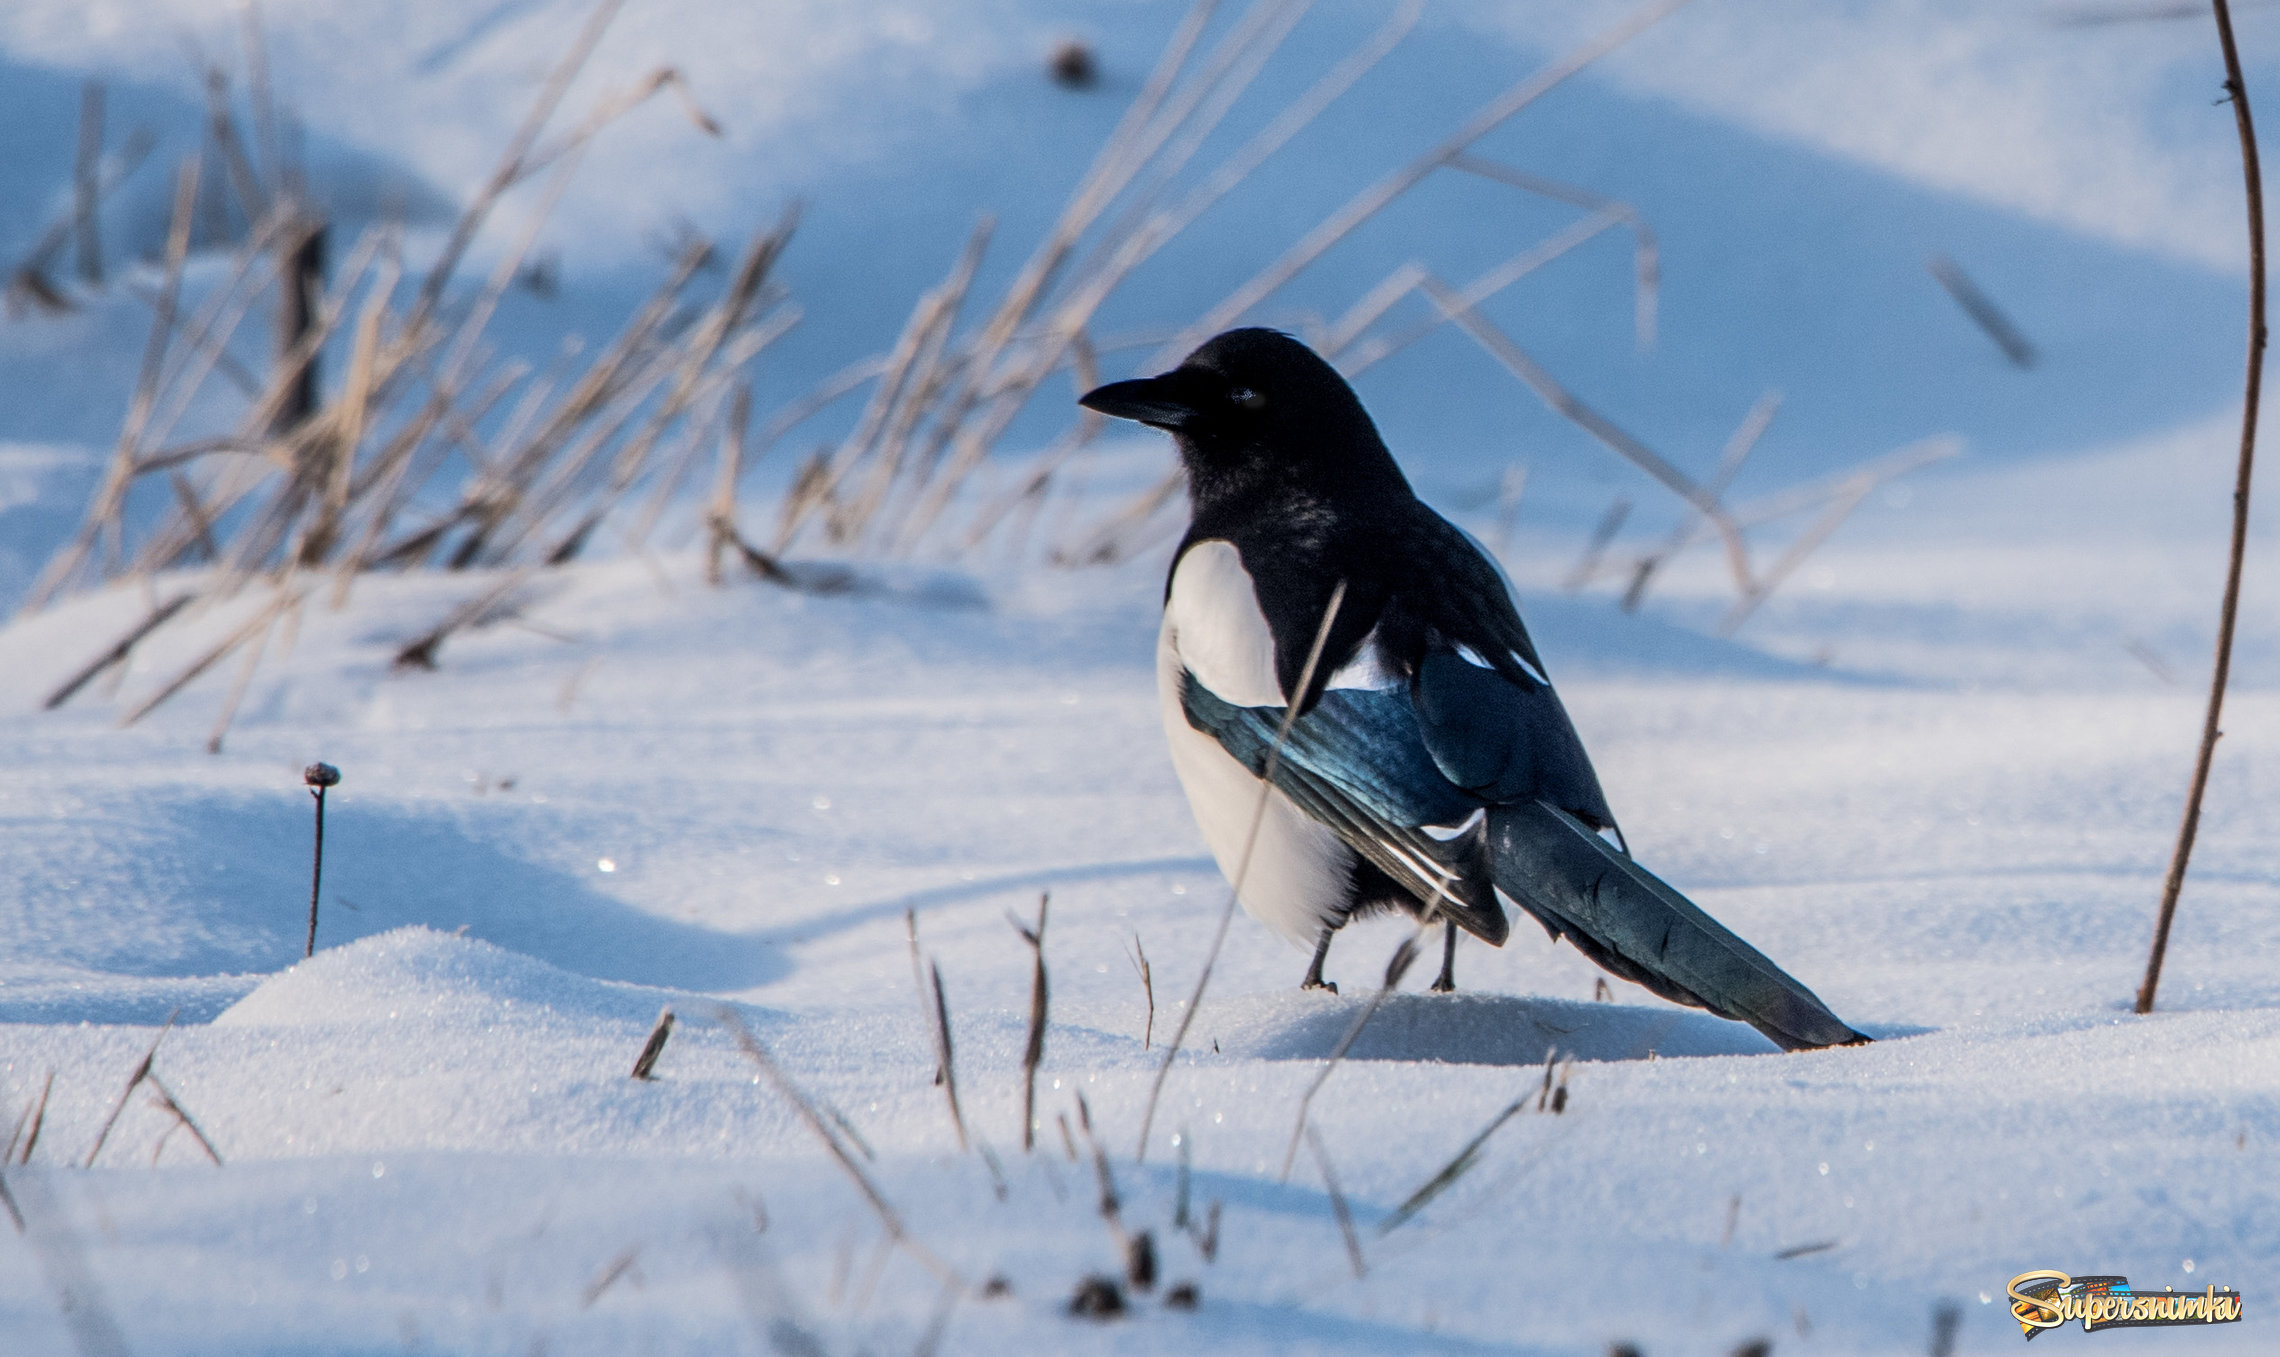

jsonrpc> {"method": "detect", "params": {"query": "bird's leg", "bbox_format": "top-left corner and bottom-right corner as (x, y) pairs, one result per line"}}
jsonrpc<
(1430, 921), (1458, 994)
(1301, 928), (1338, 994)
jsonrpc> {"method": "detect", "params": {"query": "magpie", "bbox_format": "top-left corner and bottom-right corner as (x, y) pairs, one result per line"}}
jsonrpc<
(1079, 328), (1866, 1052)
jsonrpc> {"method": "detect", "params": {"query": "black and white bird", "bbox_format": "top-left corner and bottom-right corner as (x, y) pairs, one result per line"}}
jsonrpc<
(1080, 328), (1865, 1052)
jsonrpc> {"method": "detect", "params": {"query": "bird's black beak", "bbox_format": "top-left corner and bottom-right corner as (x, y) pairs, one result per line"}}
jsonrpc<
(1079, 374), (1199, 431)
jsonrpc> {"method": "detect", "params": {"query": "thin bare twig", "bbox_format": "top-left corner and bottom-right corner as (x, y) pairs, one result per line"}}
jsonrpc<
(2141, 0), (2265, 1014)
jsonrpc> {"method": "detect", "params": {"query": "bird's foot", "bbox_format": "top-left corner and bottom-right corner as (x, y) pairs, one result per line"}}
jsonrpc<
(1301, 979), (1339, 996)
(1429, 976), (1456, 995)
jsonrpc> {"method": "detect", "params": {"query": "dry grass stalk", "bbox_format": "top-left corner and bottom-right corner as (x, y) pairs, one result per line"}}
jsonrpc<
(1278, 924), (1425, 1181)
(580, 1245), (640, 1308)
(6, 118), (155, 317)
(16, 1072), (53, 1166)
(1715, 439), (1960, 635)
(1304, 1127), (1365, 1279)
(1173, 1129), (1192, 1230)
(75, 82), (105, 287)
(1774, 1239), (1839, 1261)
(704, 383), (753, 586)
(28, 1), (788, 748)
(903, 908), (969, 1150)
(750, 0), (1423, 563)
(140, 1073), (223, 1165)
(1329, 203), (1647, 378)
(42, 595), (193, 710)
(927, 964), (967, 1151)
(1926, 255), (2037, 368)
(201, 596), (282, 753)
(1075, 1092), (1121, 1228)
(1126, 932), (1155, 1050)
(4, 1072), (53, 1167)
(118, 585), (301, 728)
(1489, 463), (1528, 557)
(1060, 0), (1688, 568)
(630, 1006), (675, 1081)
(1378, 1052), (1557, 1236)
(716, 1007), (960, 1287)
(1562, 496), (1632, 592)
(83, 1009), (178, 1168)
(1195, 1199), (1222, 1263)
(1012, 893), (1050, 1151)
(31, 157), (199, 607)
(2141, 0), (2266, 1016)
(1137, 581), (1345, 1163)
(1622, 392), (1778, 611)
(1159, 0), (1688, 366)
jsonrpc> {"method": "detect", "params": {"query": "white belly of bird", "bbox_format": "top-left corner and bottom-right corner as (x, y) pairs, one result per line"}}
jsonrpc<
(1158, 541), (1354, 949)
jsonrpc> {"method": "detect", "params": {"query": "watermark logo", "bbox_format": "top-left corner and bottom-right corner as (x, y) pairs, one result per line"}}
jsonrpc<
(2008, 1271), (2243, 1339)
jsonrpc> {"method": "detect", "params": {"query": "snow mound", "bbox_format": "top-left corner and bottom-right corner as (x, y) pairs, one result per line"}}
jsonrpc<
(213, 926), (691, 1031)
(1210, 989), (1782, 1064)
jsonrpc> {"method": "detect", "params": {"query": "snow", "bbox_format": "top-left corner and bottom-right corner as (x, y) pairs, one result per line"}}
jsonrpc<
(2, 0), (2279, 1352)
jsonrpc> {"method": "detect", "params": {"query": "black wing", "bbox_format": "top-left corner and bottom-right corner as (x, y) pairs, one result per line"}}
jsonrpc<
(1179, 676), (1508, 944)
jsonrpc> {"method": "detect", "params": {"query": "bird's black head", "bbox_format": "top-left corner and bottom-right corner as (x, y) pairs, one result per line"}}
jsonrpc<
(1078, 328), (1409, 505)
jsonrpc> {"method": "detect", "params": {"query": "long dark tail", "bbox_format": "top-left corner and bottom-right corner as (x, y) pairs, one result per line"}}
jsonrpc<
(1488, 801), (1867, 1052)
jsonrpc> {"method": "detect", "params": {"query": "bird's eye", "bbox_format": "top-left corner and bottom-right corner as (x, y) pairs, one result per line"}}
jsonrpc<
(1230, 387), (1266, 411)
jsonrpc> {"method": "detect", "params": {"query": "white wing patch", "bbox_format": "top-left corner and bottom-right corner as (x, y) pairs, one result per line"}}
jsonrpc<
(1325, 623), (1402, 691)
(1159, 540), (1353, 947)
(1163, 540), (1283, 707)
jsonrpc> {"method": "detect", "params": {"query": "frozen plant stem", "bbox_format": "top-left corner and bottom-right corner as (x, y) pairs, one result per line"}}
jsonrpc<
(2139, 0), (2265, 1015)
(1014, 894), (1049, 1151)
(630, 1006), (674, 1080)
(303, 762), (340, 958)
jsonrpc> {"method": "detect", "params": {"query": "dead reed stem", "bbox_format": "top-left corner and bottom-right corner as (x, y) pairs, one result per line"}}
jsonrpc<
(407, 0), (628, 335)
(1624, 392), (1778, 611)
(84, 1010), (177, 1168)
(928, 964), (967, 1152)
(904, 909), (968, 1150)
(1014, 893), (1050, 1151)
(1126, 932), (1155, 1050)
(1376, 1058), (1551, 1236)
(717, 1007), (961, 1287)
(1926, 255), (2037, 368)
(1278, 926), (1425, 1181)
(75, 82), (104, 287)
(140, 1073), (223, 1165)
(42, 594), (193, 710)
(2141, 0), (2265, 1014)
(630, 1006), (675, 1080)
(1304, 1127), (1365, 1278)
(17, 1072), (53, 1165)
(1136, 581), (1346, 1163)
(1155, 0), (1692, 367)
(1563, 496), (1632, 592)
(30, 157), (197, 609)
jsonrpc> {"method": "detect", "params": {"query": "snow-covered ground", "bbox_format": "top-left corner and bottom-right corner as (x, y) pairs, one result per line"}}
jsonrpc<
(4, 1), (2280, 1353)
